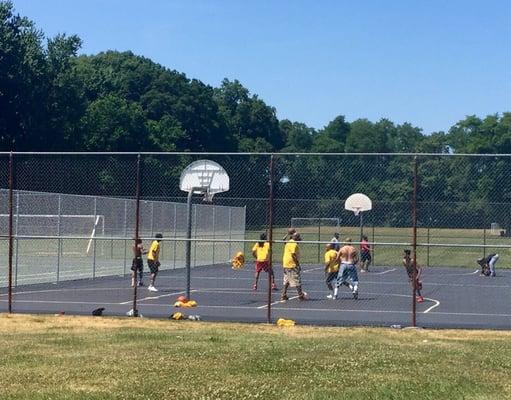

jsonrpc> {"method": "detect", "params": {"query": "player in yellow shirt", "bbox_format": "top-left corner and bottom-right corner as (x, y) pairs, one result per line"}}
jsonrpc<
(324, 243), (340, 299)
(251, 233), (277, 291)
(281, 232), (307, 301)
(147, 233), (163, 292)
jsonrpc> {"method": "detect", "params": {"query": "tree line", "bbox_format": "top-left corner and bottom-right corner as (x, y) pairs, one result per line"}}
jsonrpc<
(2, 1), (510, 155)
(2, 1), (511, 230)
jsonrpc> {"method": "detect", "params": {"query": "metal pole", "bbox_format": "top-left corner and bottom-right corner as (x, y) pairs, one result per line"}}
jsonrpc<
(185, 190), (193, 299)
(14, 191), (19, 287)
(92, 196), (97, 279)
(212, 206), (216, 265)
(172, 203), (177, 269)
(132, 154), (141, 317)
(8, 152), (14, 313)
(412, 156), (418, 327)
(483, 228), (486, 259)
(123, 199), (128, 275)
(371, 224), (375, 267)
(267, 155), (275, 324)
(360, 212), (364, 240)
(427, 226), (430, 268)
(57, 194), (62, 282)
(193, 206), (198, 267)
(228, 208), (233, 258)
(317, 203), (321, 263)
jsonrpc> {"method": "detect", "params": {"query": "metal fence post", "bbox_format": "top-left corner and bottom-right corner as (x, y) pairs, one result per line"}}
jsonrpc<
(228, 208), (233, 259)
(193, 206), (198, 267)
(212, 206), (216, 265)
(8, 152), (14, 313)
(132, 154), (142, 316)
(57, 194), (62, 283)
(123, 199), (128, 275)
(92, 196), (97, 279)
(14, 191), (19, 287)
(172, 203), (177, 269)
(412, 156), (418, 327)
(267, 154), (275, 324)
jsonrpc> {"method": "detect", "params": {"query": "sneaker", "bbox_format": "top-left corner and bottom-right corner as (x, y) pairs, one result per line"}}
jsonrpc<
(148, 285), (158, 292)
(327, 294), (337, 300)
(416, 296), (424, 303)
(280, 294), (288, 301)
(252, 284), (257, 291)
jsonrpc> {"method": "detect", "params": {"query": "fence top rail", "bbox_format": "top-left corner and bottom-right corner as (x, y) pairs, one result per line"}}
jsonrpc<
(1, 151), (511, 157)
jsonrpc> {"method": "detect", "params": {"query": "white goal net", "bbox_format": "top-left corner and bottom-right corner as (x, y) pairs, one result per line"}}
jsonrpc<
(291, 218), (340, 230)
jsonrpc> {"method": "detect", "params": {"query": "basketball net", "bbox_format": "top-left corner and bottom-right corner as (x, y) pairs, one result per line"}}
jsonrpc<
(354, 208), (361, 216)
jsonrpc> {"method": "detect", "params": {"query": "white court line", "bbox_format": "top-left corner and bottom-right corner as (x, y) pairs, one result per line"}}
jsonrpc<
(372, 268), (396, 275)
(302, 267), (324, 274)
(0, 287), (133, 297)
(423, 298), (440, 313)
(428, 269), (479, 277)
(120, 289), (197, 305)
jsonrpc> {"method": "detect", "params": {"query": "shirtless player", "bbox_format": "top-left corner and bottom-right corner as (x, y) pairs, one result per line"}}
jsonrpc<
(333, 238), (359, 300)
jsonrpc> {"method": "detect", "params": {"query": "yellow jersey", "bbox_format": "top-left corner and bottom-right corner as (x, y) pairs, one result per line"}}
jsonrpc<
(283, 239), (299, 269)
(324, 249), (340, 273)
(147, 240), (160, 261)
(252, 242), (270, 262)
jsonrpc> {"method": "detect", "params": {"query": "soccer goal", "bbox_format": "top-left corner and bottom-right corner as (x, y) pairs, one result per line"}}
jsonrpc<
(0, 214), (105, 255)
(291, 217), (340, 231)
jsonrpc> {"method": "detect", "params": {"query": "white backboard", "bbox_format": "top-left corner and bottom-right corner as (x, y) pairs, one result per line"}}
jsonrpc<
(180, 160), (229, 195)
(345, 193), (372, 215)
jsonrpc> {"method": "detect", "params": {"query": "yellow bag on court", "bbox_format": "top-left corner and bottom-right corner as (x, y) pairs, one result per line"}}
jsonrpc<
(231, 251), (245, 269)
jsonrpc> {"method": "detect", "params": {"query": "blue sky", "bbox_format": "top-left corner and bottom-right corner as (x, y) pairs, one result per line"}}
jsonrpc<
(12, 0), (511, 134)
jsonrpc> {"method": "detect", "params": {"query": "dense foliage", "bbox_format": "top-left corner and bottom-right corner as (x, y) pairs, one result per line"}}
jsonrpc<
(2, 1), (510, 155)
(2, 2), (511, 230)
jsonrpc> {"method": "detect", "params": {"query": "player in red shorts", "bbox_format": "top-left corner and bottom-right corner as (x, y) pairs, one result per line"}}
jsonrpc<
(252, 233), (277, 291)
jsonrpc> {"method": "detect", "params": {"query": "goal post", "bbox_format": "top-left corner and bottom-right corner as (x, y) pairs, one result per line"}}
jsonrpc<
(0, 214), (105, 255)
(290, 218), (340, 230)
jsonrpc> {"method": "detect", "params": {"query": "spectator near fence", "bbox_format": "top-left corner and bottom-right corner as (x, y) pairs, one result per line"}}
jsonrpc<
(147, 233), (163, 292)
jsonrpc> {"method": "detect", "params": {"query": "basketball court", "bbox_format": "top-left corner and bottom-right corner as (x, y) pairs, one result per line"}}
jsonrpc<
(2, 263), (510, 329)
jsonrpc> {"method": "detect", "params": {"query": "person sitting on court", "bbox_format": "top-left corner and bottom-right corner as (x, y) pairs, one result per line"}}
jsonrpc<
(403, 249), (424, 303)
(324, 243), (340, 299)
(252, 233), (277, 291)
(477, 253), (499, 277)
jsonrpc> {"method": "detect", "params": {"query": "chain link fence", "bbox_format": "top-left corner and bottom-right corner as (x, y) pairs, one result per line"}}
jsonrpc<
(0, 152), (509, 329)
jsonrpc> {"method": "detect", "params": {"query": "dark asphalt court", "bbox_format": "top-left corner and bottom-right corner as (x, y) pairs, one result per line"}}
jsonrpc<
(1, 263), (510, 329)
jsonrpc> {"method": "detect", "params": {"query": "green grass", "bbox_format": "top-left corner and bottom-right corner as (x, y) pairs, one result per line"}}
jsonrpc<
(1, 314), (511, 400)
(245, 226), (511, 269)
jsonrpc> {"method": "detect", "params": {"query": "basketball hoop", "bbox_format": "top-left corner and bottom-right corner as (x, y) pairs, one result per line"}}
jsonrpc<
(345, 193), (372, 238)
(354, 208), (361, 217)
(180, 160), (230, 300)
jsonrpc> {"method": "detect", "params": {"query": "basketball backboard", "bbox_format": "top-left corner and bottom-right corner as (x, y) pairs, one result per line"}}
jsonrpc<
(180, 159), (229, 201)
(345, 193), (372, 216)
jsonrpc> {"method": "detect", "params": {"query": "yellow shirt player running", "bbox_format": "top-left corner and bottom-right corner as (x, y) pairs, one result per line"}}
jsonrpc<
(281, 232), (307, 301)
(324, 243), (340, 298)
(147, 233), (163, 292)
(251, 233), (277, 291)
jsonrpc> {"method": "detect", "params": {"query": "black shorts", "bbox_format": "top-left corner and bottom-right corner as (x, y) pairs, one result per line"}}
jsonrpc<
(361, 250), (371, 263)
(131, 257), (143, 272)
(148, 260), (160, 274)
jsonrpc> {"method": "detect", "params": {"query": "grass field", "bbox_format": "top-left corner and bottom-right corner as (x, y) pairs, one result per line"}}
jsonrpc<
(1, 314), (511, 400)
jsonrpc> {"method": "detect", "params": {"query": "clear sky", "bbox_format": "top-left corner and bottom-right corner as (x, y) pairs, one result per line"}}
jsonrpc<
(12, 0), (511, 134)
